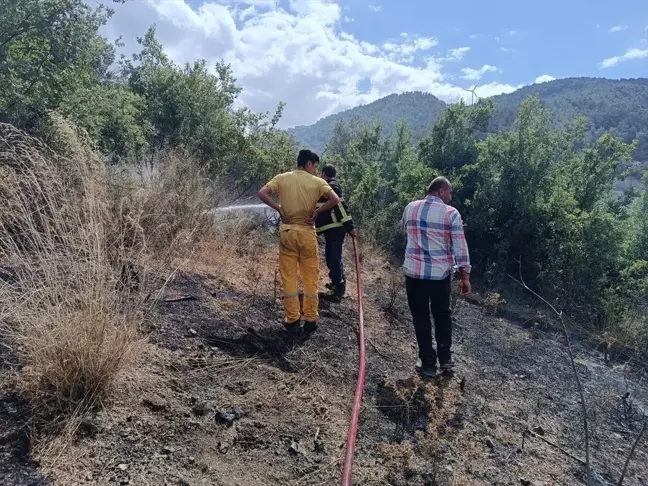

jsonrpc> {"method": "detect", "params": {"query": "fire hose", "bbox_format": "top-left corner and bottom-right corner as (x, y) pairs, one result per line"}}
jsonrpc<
(340, 235), (366, 486)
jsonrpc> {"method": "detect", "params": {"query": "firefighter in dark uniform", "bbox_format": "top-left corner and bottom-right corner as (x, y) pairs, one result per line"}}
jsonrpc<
(316, 165), (356, 302)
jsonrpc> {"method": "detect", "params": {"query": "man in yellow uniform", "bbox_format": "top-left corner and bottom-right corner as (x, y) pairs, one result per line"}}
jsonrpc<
(258, 150), (341, 335)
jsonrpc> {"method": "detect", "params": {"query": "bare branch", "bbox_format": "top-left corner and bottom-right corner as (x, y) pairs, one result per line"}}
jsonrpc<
(526, 428), (587, 466)
(163, 295), (197, 303)
(617, 420), (647, 486)
(230, 180), (257, 204)
(509, 258), (591, 485)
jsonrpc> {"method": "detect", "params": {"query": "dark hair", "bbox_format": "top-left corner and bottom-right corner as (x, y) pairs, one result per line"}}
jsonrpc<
(321, 165), (336, 178)
(427, 176), (451, 194)
(297, 149), (319, 167)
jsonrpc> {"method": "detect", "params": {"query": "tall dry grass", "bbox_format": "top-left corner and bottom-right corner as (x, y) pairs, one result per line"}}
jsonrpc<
(107, 149), (219, 257)
(0, 118), (139, 420)
(0, 115), (219, 428)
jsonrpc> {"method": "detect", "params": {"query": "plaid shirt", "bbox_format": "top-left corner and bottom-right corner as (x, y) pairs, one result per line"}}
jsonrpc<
(401, 196), (471, 280)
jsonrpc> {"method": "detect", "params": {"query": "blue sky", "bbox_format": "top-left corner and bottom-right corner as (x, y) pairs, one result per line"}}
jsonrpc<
(100, 0), (647, 127)
(364, 0), (646, 76)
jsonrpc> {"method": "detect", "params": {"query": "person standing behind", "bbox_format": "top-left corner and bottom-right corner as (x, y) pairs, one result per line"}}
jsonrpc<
(316, 165), (357, 303)
(401, 176), (471, 378)
(258, 150), (341, 335)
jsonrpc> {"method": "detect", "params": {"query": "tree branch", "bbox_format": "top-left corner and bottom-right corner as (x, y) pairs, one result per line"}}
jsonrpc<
(526, 428), (586, 466)
(617, 420), (647, 486)
(231, 179), (257, 204)
(509, 258), (591, 485)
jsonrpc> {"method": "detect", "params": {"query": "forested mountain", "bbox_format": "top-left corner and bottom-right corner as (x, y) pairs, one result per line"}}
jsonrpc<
(287, 91), (447, 153)
(289, 77), (648, 162)
(488, 78), (648, 161)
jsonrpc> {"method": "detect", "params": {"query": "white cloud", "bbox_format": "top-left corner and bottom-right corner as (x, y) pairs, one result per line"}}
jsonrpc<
(369, 4), (382, 12)
(444, 47), (471, 62)
(500, 47), (515, 53)
(608, 25), (627, 33)
(467, 82), (521, 99)
(600, 48), (648, 68)
(461, 64), (499, 81)
(509, 30), (518, 35)
(344, 16), (354, 23)
(382, 36), (438, 62)
(535, 74), (556, 83)
(232, 0), (276, 5)
(97, 0), (526, 127)
(468, 34), (477, 39)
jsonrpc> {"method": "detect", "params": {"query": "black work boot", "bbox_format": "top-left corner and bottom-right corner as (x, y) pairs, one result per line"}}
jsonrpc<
(417, 365), (437, 379)
(283, 319), (301, 336)
(303, 321), (318, 335)
(438, 345), (454, 374)
(322, 283), (343, 303)
(439, 359), (456, 375)
(327, 284), (343, 303)
(416, 358), (438, 379)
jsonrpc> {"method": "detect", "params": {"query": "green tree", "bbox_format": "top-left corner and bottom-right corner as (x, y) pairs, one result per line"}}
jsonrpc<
(566, 134), (637, 211)
(417, 99), (494, 214)
(418, 99), (493, 174)
(466, 96), (636, 325)
(122, 27), (294, 183)
(0, 0), (115, 129)
(628, 172), (648, 261)
(58, 83), (149, 158)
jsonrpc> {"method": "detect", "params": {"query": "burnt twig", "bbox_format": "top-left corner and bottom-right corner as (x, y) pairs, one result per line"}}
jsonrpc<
(617, 420), (647, 486)
(526, 428), (586, 466)
(509, 258), (591, 485)
(163, 295), (197, 303)
(367, 336), (391, 359)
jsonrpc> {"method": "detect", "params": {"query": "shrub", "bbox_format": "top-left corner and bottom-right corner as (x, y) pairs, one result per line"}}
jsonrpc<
(0, 117), (220, 422)
(0, 119), (142, 417)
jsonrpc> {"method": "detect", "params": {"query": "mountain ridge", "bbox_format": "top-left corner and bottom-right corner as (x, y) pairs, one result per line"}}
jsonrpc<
(288, 77), (648, 162)
(287, 91), (447, 153)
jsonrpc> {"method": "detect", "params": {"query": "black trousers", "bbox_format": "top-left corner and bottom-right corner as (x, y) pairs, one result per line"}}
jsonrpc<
(405, 276), (452, 368)
(324, 228), (345, 287)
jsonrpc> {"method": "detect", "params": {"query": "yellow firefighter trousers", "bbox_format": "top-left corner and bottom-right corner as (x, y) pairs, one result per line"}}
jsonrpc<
(279, 229), (319, 323)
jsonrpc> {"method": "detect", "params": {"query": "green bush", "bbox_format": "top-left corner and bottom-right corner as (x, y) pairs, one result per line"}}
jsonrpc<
(325, 95), (646, 353)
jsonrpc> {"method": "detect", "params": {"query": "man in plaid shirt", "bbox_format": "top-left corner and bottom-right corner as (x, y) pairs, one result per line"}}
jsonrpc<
(401, 176), (471, 378)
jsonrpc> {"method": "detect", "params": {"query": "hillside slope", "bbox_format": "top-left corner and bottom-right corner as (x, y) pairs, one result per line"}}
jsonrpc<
(4, 225), (647, 485)
(289, 78), (648, 161)
(489, 77), (648, 161)
(287, 92), (447, 153)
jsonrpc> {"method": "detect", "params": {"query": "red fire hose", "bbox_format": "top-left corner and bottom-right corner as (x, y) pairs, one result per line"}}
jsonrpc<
(341, 235), (367, 486)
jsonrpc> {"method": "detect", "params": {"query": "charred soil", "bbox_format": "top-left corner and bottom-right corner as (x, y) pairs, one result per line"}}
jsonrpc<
(2, 235), (647, 485)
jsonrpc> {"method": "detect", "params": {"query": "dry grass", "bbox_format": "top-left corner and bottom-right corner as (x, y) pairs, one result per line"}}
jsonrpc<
(106, 149), (219, 257)
(0, 118), (135, 417)
(187, 223), (279, 293)
(0, 116), (220, 431)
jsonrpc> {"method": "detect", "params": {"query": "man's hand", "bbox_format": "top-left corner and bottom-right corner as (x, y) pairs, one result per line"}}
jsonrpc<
(258, 184), (282, 214)
(279, 207), (291, 224)
(306, 210), (319, 226)
(459, 277), (471, 296)
(308, 190), (340, 226)
(349, 229), (358, 238)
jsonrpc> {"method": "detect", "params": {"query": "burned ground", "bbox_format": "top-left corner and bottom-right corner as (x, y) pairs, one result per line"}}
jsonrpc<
(1, 235), (647, 485)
